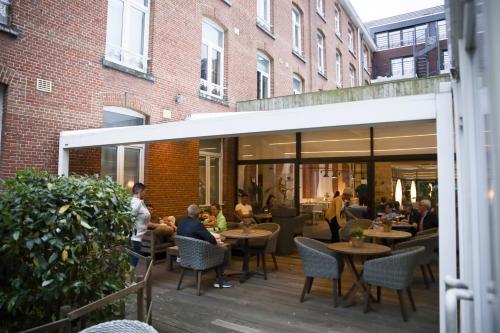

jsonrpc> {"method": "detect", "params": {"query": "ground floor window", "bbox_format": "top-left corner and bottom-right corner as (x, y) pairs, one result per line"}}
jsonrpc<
(199, 139), (223, 206)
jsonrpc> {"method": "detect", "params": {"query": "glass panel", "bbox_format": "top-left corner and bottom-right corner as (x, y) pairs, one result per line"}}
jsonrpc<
(103, 110), (144, 128)
(126, 6), (145, 69)
(210, 156), (220, 204)
(388, 30), (401, 48)
(402, 57), (414, 77)
(106, 0), (124, 61)
(391, 58), (402, 77)
(257, 54), (270, 74)
(101, 146), (118, 181)
(416, 24), (427, 43)
(262, 75), (269, 98)
(200, 139), (221, 153)
(402, 28), (414, 46)
(373, 121), (437, 156)
(438, 20), (447, 40)
(199, 156), (207, 205)
(238, 134), (296, 160)
(257, 71), (262, 99)
(200, 44), (208, 80)
(301, 128), (370, 157)
(376, 33), (388, 49)
(211, 49), (221, 86)
(374, 161), (437, 211)
(203, 20), (223, 47)
(293, 76), (302, 94)
(238, 163), (295, 209)
(124, 148), (140, 191)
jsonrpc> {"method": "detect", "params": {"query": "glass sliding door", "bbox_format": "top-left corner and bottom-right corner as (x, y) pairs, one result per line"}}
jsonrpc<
(123, 147), (141, 191)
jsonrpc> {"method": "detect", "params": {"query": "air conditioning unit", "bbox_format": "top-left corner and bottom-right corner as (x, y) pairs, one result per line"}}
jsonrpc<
(0, 1), (10, 26)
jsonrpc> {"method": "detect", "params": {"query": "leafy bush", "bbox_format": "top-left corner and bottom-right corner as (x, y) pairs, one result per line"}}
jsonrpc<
(0, 169), (134, 332)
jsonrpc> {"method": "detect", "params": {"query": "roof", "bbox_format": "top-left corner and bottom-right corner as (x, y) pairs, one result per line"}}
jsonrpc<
(365, 5), (445, 29)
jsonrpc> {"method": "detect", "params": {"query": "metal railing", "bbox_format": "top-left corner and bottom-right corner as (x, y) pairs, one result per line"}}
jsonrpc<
(21, 249), (153, 333)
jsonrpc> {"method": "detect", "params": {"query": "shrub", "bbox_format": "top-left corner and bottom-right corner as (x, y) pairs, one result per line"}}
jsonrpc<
(0, 169), (134, 332)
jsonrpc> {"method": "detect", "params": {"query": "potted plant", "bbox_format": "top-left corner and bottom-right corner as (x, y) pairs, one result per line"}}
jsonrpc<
(350, 228), (365, 248)
(382, 219), (393, 232)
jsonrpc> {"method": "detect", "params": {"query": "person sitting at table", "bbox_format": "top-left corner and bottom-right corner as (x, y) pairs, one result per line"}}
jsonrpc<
(377, 202), (398, 222)
(376, 196), (388, 213)
(325, 188), (353, 243)
(263, 194), (276, 212)
(203, 203), (227, 233)
(411, 199), (438, 233)
(235, 193), (255, 224)
(146, 204), (177, 240)
(401, 201), (420, 224)
(177, 204), (232, 288)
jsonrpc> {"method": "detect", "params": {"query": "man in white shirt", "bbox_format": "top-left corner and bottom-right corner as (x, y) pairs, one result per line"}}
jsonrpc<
(235, 194), (254, 223)
(130, 183), (150, 270)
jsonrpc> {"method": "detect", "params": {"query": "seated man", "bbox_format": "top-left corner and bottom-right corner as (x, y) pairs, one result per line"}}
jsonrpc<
(401, 201), (420, 224)
(203, 203), (227, 233)
(235, 194), (255, 224)
(411, 199), (438, 233)
(377, 202), (398, 222)
(177, 204), (232, 288)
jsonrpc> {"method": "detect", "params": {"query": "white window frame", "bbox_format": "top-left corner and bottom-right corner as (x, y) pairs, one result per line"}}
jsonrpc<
(199, 141), (223, 206)
(200, 18), (225, 100)
(437, 20), (447, 40)
(335, 7), (341, 37)
(257, 52), (271, 99)
(375, 32), (388, 49)
(105, 0), (150, 73)
(292, 74), (303, 94)
(391, 56), (414, 78)
(317, 32), (325, 74)
(316, 0), (324, 16)
(348, 25), (354, 52)
(349, 65), (356, 87)
(292, 6), (302, 53)
(102, 106), (145, 188)
(362, 46), (368, 71)
(257, 0), (271, 31)
(0, 0), (11, 26)
(335, 51), (342, 87)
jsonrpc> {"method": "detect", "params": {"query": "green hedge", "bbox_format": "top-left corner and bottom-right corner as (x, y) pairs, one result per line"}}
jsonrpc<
(0, 169), (134, 332)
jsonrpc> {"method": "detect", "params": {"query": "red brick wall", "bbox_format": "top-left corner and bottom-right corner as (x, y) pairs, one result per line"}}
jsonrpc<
(69, 148), (101, 176)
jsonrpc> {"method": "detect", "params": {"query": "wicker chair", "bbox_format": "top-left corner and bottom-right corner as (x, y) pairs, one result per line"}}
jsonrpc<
(416, 227), (438, 237)
(339, 219), (373, 242)
(395, 234), (439, 289)
(363, 246), (425, 321)
(248, 223), (281, 279)
(80, 320), (158, 333)
(294, 237), (344, 307)
(174, 235), (226, 296)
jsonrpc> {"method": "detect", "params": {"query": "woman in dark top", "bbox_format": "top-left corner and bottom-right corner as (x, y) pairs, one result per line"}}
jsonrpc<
(263, 194), (276, 212)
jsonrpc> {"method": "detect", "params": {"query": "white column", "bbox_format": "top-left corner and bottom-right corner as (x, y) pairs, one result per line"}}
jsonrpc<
(58, 144), (70, 176)
(435, 82), (457, 333)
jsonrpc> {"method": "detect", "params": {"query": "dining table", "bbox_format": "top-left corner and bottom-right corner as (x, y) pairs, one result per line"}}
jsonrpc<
(328, 242), (392, 307)
(221, 228), (272, 282)
(363, 229), (412, 248)
(253, 212), (272, 223)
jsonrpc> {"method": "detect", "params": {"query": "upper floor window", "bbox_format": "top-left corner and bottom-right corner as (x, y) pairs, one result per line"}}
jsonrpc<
(391, 56), (414, 78)
(335, 51), (342, 87)
(438, 20), (447, 40)
(363, 45), (368, 70)
(0, 0), (11, 26)
(415, 24), (427, 43)
(334, 7), (341, 36)
(257, 0), (271, 31)
(293, 74), (303, 94)
(388, 30), (401, 48)
(316, 0), (324, 17)
(441, 50), (450, 71)
(257, 52), (271, 99)
(348, 25), (354, 52)
(349, 65), (356, 87)
(200, 18), (224, 99)
(375, 33), (388, 49)
(317, 31), (325, 75)
(105, 0), (150, 72)
(292, 6), (302, 53)
(402, 28), (414, 46)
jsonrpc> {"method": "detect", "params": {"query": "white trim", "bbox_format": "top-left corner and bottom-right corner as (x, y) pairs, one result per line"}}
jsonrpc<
(257, 52), (271, 99)
(335, 51), (342, 86)
(199, 140), (223, 206)
(292, 73), (303, 94)
(257, 0), (271, 29)
(292, 6), (302, 53)
(201, 18), (225, 99)
(317, 31), (325, 74)
(335, 7), (341, 36)
(316, 0), (324, 16)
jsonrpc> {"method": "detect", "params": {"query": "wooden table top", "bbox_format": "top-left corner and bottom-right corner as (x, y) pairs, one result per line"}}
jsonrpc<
(363, 229), (412, 239)
(221, 229), (272, 239)
(327, 242), (392, 256)
(254, 213), (272, 219)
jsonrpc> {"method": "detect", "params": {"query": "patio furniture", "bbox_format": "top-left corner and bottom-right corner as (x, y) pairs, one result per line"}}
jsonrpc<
(416, 227), (438, 236)
(166, 243), (232, 271)
(141, 230), (174, 264)
(363, 229), (412, 248)
(363, 246), (425, 321)
(80, 320), (158, 333)
(248, 223), (281, 278)
(293, 214), (307, 237)
(339, 219), (373, 242)
(294, 237), (343, 307)
(394, 234), (439, 289)
(327, 242), (391, 307)
(271, 207), (308, 255)
(174, 235), (226, 296)
(221, 228), (272, 282)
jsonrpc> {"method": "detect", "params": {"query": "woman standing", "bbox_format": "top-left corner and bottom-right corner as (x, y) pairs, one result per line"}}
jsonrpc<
(130, 183), (150, 270)
(325, 188), (353, 243)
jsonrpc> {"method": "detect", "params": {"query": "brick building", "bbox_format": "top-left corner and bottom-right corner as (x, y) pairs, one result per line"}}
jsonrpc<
(0, 0), (374, 216)
(366, 6), (449, 81)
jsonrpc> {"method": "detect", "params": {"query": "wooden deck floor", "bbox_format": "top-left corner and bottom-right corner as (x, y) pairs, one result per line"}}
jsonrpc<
(132, 253), (439, 333)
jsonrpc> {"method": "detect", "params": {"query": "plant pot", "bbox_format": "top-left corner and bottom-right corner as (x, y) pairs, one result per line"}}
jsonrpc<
(351, 237), (365, 248)
(383, 224), (392, 232)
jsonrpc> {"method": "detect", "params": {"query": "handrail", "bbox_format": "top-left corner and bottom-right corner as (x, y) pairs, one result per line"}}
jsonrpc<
(21, 317), (71, 333)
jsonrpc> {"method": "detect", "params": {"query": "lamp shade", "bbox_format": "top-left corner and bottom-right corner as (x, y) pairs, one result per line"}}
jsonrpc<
(395, 179), (402, 204)
(411, 181), (417, 203)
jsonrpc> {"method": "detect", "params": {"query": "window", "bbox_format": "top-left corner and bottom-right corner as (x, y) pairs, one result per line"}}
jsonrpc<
(438, 20), (447, 40)
(0, 0), (11, 26)
(316, 0), (324, 16)
(373, 121), (436, 156)
(257, 52), (271, 99)
(375, 32), (388, 49)
(200, 18), (224, 99)
(257, 0), (271, 31)
(334, 7), (341, 36)
(362, 45), (368, 70)
(349, 65), (356, 87)
(402, 28), (414, 46)
(199, 139), (223, 206)
(388, 30), (401, 48)
(292, 6), (302, 53)
(239, 134), (296, 160)
(101, 107), (145, 190)
(293, 74), (303, 94)
(105, 0), (150, 72)
(415, 24), (427, 43)
(348, 25), (354, 52)
(391, 56), (414, 78)
(317, 31), (325, 74)
(441, 50), (450, 71)
(335, 51), (342, 87)
(301, 128), (371, 158)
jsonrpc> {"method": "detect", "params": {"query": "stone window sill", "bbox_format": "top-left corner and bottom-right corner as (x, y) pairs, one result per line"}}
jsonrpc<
(199, 91), (230, 107)
(102, 59), (155, 82)
(318, 71), (328, 80)
(292, 49), (306, 63)
(0, 23), (19, 37)
(317, 11), (327, 23)
(256, 21), (276, 40)
(222, 0), (232, 6)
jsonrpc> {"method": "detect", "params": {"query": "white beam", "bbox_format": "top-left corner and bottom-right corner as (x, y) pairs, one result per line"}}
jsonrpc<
(58, 144), (69, 176)
(60, 94), (438, 149)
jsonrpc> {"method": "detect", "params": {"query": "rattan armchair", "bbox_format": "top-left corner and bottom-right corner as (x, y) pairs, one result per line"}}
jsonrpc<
(294, 237), (344, 307)
(248, 223), (281, 279)
(174, 235), (226, 296)
(363, 246), (425, 321)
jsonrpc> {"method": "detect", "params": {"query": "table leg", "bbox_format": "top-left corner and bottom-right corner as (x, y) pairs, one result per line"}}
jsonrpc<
(342, 256), (376, 307)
